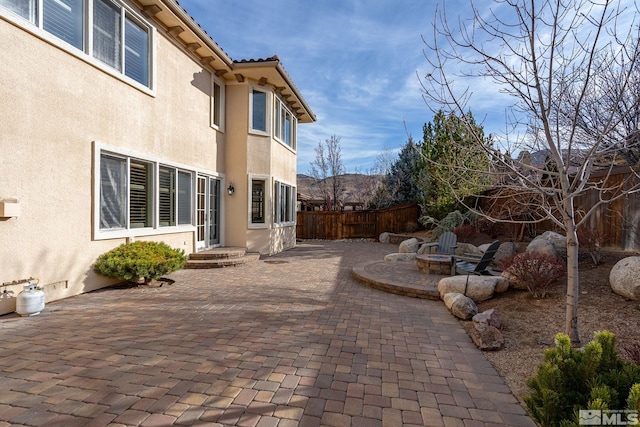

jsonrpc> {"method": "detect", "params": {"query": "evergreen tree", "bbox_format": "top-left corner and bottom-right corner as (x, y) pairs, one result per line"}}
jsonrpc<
(376, 137), (424, 208)
(419, 110), (492, 220)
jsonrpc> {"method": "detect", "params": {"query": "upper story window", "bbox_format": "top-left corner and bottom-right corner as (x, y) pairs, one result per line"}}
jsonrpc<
(250, 88), (268, 133)
(274, 96), (297, 150)
(0, 0), (152, 88)
(211, 78), (224, 129)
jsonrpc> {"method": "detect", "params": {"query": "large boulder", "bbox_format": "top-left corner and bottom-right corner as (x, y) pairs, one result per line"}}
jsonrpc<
(399, 238), (420, 253)
(528, 231), (567, 258)
(438, 275), (509, 302)
(384, 253), (416, 262)
(494, 241), (517, 265)
(610, 256), (640, 301)
(540, 231), (568, 258)
(526, 238), (557, 258)
(443, 292), (478, 320)
(455, 243), (483, 257)
(379, 232), (390, 244)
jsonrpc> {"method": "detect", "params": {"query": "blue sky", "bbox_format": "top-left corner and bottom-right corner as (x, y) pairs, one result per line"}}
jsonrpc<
(177, 0), (507, 173)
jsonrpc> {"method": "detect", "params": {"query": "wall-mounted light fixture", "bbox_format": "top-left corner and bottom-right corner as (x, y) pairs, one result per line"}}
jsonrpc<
(227, 183), (235, 196)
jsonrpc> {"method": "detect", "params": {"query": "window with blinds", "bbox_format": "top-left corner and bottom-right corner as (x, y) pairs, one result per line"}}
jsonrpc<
(0, 0), (36, 22)
(124, 16), (149, 86)
(99, 154), (126, 229)
(43, 0), (83, 49)
(0, 0), (151, 88)
(93, 0), (121, 71)
(177, 171), (192, 225)
(158, 166), (176, 227)
(129, 160), (152, 228)
(99, 153), (195, 233)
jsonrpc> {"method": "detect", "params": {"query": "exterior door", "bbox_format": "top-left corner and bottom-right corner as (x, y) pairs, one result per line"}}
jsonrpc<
(196, 176), (221, 250)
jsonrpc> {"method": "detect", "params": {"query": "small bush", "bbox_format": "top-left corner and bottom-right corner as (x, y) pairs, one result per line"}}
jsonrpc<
(499, 252), (565, 298)
(524, 331), (640, 426)
(94, 241), (186, 283)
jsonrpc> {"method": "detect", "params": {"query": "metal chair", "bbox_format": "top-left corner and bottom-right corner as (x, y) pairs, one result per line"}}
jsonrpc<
(452, 240), (501, 276)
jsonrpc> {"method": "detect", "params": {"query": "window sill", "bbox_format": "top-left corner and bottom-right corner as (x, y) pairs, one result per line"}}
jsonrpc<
(94, 224), (195, 241)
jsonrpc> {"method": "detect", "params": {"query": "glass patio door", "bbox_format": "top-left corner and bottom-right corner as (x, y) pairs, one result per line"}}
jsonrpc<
(196, 176), (221, 250)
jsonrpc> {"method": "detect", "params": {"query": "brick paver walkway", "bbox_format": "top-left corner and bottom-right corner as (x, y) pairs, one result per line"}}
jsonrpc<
(0, 240), (534, 426)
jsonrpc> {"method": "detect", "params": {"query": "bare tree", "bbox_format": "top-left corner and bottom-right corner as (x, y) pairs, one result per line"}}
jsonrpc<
(309, 135), (346, 210)
(422, 0), (640, 343)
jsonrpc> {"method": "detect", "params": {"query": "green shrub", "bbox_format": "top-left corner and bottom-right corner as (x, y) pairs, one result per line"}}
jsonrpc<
(524, 331), (640, 426)
(94, 241), (186, 283)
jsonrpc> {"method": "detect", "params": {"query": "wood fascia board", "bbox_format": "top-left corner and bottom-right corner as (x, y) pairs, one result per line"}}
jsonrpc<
(159, 0), (234, 68)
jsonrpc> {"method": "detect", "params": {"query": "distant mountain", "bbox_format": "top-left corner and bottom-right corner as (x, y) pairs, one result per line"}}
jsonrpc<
(297, 173), (383, 205)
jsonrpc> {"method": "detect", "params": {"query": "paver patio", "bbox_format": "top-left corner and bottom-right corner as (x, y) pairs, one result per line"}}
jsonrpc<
(0, 240), (534, 426)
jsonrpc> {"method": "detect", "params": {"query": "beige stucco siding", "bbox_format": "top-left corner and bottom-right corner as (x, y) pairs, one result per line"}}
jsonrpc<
(0, 17), (223, 313)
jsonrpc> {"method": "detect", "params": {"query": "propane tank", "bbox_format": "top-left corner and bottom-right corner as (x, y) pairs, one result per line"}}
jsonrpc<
(16, 282), (45, 316)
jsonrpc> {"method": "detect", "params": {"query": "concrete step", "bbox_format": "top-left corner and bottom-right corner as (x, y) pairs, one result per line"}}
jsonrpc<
(188, 247), (247, 261)
(185, 249), (260, 269)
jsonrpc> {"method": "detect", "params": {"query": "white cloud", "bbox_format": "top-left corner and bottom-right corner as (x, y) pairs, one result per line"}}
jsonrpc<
(179, 0), (516, 171)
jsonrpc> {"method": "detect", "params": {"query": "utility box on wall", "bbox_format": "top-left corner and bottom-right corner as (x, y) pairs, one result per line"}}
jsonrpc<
(0, 200), (20, 218)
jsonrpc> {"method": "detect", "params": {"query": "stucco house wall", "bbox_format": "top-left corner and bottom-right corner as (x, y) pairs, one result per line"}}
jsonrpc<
(0, 0), (315, 315)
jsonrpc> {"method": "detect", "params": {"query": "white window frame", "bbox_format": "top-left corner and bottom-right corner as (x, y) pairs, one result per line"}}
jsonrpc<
(273, 179), (296, 226)
(0, 0), (155, 93)
(273, 95), (297, 151)
(249, 86), (270, 135)
(211, 76), (225, 131)
(158, 165), (193, 227)
(94, 142), (202, 240)
(248, 174), (270, 229)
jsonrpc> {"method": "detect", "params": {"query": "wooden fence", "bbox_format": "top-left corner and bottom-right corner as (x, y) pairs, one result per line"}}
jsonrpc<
(296, 204), (420, 240)
(479, 166), (640, 251)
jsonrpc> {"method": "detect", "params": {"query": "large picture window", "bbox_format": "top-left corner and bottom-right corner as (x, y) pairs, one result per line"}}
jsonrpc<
(0, 0), (152, 88)
(98, 151), (194, 235)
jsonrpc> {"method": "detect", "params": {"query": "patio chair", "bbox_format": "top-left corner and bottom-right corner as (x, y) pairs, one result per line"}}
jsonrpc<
(423, 231), (458, 255)
(452, 240), (501, 276)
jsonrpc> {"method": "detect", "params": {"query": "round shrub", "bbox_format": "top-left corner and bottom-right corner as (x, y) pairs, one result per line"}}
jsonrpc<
(94, 241), (187, 283)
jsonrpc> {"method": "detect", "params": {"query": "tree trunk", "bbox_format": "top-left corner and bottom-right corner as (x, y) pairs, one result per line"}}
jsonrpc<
(565, 219), (581, 344)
